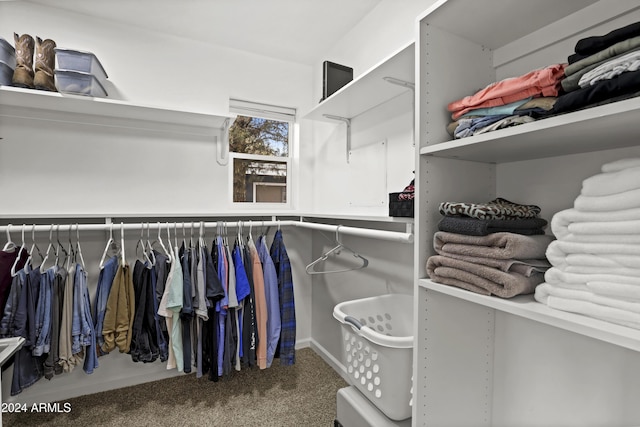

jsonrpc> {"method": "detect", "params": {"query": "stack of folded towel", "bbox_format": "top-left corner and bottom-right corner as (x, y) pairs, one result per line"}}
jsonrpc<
(427, 198), (553, 298)
(535, 158), (640, 329)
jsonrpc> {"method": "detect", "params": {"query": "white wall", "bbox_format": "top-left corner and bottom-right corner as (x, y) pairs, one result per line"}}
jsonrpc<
(304, 0), (436, 371)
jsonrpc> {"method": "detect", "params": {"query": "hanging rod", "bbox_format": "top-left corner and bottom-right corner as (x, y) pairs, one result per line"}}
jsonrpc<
(0, 220), (413, 244)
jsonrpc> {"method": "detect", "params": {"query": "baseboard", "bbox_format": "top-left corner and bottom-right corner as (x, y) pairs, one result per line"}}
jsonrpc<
(308, 338), (349, 384)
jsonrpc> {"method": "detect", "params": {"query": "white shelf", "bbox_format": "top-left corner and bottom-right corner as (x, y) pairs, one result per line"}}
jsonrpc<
(0, 86), (232, 136)
(419, 279), (640, 352)
(419, 96), (640, 163)
(303, 41), (414, 122)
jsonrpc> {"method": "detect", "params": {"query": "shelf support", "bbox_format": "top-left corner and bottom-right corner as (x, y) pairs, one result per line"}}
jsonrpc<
(323, 114), (352, 163)
(216, 117), (233, 166)
(383, 76), (416, 147)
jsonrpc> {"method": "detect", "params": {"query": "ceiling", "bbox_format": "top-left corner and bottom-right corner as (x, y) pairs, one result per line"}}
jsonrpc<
(24, 0), (383, 65)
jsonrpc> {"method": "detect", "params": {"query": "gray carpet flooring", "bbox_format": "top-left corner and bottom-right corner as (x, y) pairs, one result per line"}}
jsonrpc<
(3, 347), (347, 427)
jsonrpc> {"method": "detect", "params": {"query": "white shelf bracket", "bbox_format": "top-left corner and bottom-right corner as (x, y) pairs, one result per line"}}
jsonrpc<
(383, 76), (416, 147)
(216, 117), (233, 166)
(323, 114), (352, 163)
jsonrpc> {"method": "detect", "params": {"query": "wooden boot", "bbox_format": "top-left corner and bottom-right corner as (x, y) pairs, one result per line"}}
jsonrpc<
(34, 37), (57, 91)
(12, 33), (34, 89)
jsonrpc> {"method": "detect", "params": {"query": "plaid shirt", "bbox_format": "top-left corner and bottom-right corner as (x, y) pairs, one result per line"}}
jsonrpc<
(270, 230), (296, 365)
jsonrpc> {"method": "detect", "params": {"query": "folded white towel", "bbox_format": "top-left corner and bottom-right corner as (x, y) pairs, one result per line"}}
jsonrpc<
(545, 267), (640, 301)
(551, 207), (640, 240)
(574, 188), (640, 212)
(535, 283), (640, 329)
(545, 267), (640, 286)
(601, 158), (640, 173)
(537, 281), (640, 313)
(581, 166), (640, 197)
(547, 239), (640, 257)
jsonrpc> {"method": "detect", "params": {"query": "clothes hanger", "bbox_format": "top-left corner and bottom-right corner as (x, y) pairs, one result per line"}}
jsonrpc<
(155, 221), (172, 263)
(10, 224), (27, 276)
(145, 223), (156, 268)
(198, 221), (205, 249)
(75, 224), (86, 270)
(39, 224), (55, 273)
(135, 224), (152, 265)
(305, 225), (369, 275)
(120, 222), (126, 265)
(99, 222), (115, 270)
(29, 224), (44, 264)
(3, 224), (16, 252)
(57, 224), (69, 268)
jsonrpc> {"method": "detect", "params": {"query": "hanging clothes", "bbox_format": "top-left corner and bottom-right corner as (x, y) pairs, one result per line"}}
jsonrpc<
(158, 245), (184, 372)
(241, 239), (257, 368)
(270, 229), (296, 366)
(179, 243), (193, 374)
(246, 236), (268, 370)
(202, 240), (224, 381)
(58, 263), (77, 372)
(232, 243), (251, 370)
(130, 260), (159, 363)
(93, 255), (118, 357)
(33, 266), (55, 357)
(0, 247), (29, 315)
(101, 261), (135, 355)
(45, 265), (67, 378)
(257, 235), (281, 368)
(11, 264), (45, 395)
(152, 250), (170, 363)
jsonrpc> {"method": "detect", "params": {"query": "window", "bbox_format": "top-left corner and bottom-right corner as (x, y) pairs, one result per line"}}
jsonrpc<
(228, 99), (295, 204)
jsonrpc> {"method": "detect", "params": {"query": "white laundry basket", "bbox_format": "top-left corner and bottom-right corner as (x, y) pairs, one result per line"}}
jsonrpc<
(333, 293), (413, 421)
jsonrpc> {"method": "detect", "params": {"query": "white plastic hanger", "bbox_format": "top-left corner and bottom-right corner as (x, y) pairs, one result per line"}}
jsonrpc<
(156, 221), (172, 263)
(39, 224), (55, 273)
(3, 224), (16, 252)
(99, 222), (115, 270)
(26, 224), (44, 267)
(10, 225), (27, 276)
(145, 223), (156, 267)
(135, 224), (152, 266)
(75, 224), (86, 269)
(305, 226), (369, 275)
(120, 222), (126, 265)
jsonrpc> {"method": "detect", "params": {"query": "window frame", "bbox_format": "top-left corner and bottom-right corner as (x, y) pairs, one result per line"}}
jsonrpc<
(227, 99), (296, 209)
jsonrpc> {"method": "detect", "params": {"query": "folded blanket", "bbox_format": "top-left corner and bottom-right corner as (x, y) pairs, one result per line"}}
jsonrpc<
(427, 255), (543, 298)
(439, 198), (542, 220)
(535, 282), (640, 329)
(432, 248), (550, 277)
(581, 165), (640, 197)
(435, 231), (554, 260)
(574, 187), (640, 212)
(551, 207), (640, 240)
(438, 215), (547, 236)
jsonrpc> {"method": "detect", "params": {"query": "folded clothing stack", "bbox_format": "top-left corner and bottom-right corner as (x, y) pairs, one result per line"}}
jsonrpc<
(427, 198), (552, 298)
(535, 158), (640, 329)
(553, 21), (640, 115)
(445, 64), (564, 139)
(0, 37), (16, 86)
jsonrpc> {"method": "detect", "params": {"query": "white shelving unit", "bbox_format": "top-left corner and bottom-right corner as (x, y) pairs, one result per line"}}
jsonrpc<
(413, 1), (640, 426)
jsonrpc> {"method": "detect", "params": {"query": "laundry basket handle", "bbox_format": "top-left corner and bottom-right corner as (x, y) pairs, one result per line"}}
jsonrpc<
(344, 316), (363, 330)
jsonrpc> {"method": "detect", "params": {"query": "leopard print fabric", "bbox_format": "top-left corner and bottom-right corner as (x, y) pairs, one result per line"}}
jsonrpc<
(439, 197), (541, 220)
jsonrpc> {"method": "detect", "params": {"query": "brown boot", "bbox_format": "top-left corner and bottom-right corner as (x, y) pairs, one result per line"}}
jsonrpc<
(34, 36), (57, 91)
(12, 33), (34, 89)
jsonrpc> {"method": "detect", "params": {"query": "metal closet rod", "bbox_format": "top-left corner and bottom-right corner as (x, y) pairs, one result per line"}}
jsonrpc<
(0, 220), (413, 244)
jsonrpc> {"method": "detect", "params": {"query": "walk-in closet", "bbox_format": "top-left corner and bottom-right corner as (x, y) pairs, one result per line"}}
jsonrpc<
(1, 1), (640, 426)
